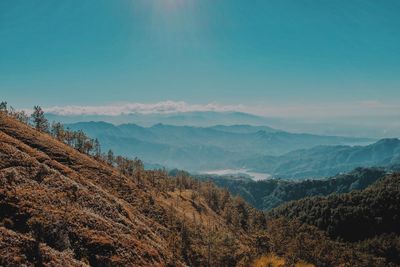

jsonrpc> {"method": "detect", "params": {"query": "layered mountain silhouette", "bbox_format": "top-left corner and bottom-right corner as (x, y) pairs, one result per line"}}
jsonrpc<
(47, 111), (281, 127)
(1, 112), (400, 266)
(47, 111), (400, 138)
(64, 121), (370, 171)
(240, 138), (400, 178)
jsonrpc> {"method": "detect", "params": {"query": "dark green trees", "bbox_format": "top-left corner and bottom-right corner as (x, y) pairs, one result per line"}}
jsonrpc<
(31, 106), (49, 132)
(0, 101), (7, 113)
(94, 138), (101, 158)
(107, 149), (114, 165)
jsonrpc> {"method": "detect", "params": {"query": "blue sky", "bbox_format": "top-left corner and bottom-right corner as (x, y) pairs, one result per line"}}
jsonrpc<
(1, 0), (400, 117)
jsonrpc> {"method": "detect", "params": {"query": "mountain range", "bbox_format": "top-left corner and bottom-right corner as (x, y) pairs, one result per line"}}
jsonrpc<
(46, 111), (278, 128)
(46, 111), (400, 138)
(2, 112), (400, 266)
(240, 138), (400, 179)
(65, 121), (371, 172)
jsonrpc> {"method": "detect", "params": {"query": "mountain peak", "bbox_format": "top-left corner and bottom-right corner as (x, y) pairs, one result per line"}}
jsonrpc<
(374, 138), (400, 145)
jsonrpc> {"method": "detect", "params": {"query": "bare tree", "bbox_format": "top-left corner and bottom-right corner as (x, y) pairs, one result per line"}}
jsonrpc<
(51, 122), (65, 141)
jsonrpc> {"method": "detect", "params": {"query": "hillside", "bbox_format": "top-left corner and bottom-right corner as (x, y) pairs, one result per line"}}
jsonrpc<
(2, 112), (400, 266)
(0, 113), (267, 266)
(269, 173), (400, 265)
(65, 121), (370, 171)
(197, 167), (387, 210)
(240, 139), (400, 179)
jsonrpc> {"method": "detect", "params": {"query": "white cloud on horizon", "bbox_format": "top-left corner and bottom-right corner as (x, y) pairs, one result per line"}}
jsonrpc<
(41, 101), (246, 116)
(26, 100), (399, 120)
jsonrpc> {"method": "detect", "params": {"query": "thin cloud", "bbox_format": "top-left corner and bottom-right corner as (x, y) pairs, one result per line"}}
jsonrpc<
(42, 101), (246, 116)
(30, 100), (399, 119)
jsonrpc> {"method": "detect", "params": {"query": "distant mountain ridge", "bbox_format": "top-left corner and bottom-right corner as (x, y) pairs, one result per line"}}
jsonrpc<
(2, 112), (399, 266)
(240, 138), (400, 179)
(47, 111), (280, 127)
(65, 121), (371, 171)
(197, 167), (388, 211)
(46, 110), (400, 138)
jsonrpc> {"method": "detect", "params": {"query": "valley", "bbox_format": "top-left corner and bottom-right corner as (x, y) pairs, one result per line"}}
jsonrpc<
(63, 120), (374, 176)
(200, 169), (271, 181)
(2, 1), (400, 266)
(2, 110), (400, 266)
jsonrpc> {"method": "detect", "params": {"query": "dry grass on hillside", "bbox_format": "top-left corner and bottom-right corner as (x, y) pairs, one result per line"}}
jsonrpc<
(2, 112), (392, 266)
(252, 254), (314, 267)
(0, 113), (258, 266)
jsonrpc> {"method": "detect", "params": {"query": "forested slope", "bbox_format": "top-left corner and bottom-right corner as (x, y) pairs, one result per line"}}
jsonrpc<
(199, 167), (387, 210)
(269, 173), (400, 265)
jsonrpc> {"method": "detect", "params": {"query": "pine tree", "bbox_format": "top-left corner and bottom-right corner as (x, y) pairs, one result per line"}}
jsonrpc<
(31, 106), (49, 132)
(134, 158), (144, 182)
(107, 149), (114, 165)
(180, 222), (191, 262)
(94, 138), (101, 158)
(0, 101), (7, 113)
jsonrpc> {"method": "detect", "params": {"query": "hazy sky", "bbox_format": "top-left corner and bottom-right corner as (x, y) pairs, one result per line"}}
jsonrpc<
(1, 0), (399, 118)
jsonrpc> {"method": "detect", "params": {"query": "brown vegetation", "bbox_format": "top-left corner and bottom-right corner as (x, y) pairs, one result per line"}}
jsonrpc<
(1, 105), (399, 266)
(0, 112), (264, 266)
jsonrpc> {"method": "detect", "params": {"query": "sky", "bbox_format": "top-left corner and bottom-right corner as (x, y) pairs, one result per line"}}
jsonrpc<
(0, 0), (400, 119)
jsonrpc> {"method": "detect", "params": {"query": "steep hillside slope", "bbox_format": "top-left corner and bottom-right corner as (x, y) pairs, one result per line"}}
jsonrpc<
(0, 114), (263, 266)
(241, 139), (400, 178)
(2, 112), (399, 266)
(0, 115), (172, 266)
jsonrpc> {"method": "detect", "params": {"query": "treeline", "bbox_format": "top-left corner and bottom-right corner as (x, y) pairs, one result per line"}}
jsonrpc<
(0, 101), (143, 176)
(1, 102), (98, 153)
